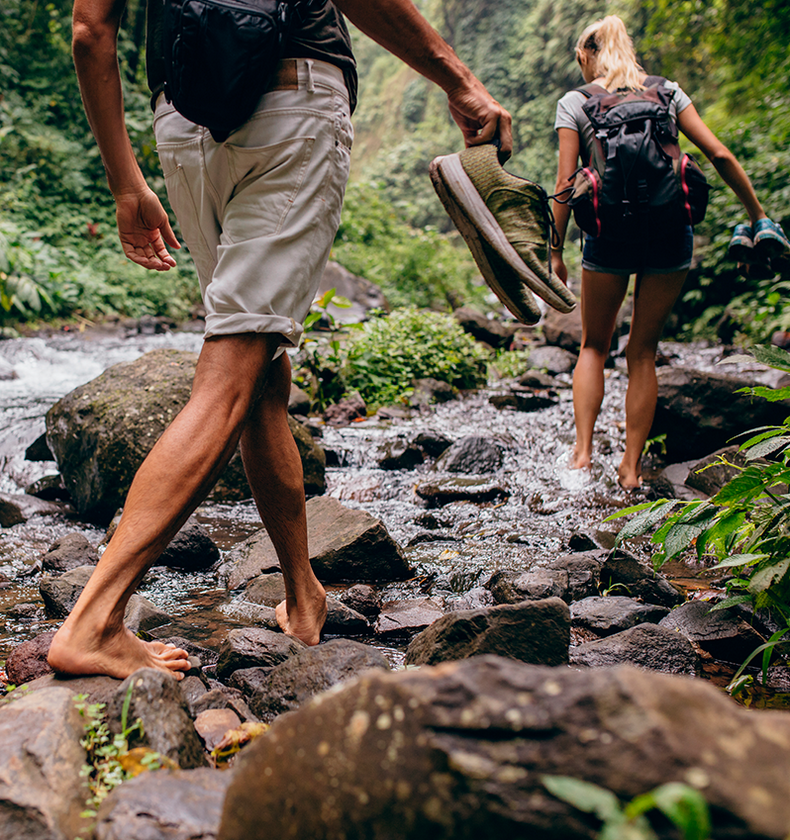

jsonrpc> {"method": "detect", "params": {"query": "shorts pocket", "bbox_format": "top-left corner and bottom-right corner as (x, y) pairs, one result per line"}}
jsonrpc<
(162, 164), (214, 280)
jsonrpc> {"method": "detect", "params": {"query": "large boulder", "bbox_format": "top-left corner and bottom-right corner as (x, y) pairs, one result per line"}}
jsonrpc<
(221, 496), (410, 589)
(317, 260), (390, 324)
(651, 367), (790, 461)
(218, 657), (790, 840)
(44, 349), (325, 523)
(0, 686), (88, 840)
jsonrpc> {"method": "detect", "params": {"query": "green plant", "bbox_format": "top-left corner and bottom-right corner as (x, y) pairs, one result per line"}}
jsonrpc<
(542, 775), (711, 840)
(607, 344), (790, 684)
(344, 306), (489, 410)
(489, 348), (532, 380)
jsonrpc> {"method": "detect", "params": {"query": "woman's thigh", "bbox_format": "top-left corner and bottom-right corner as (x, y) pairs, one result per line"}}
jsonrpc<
(580, 269), (630, 353)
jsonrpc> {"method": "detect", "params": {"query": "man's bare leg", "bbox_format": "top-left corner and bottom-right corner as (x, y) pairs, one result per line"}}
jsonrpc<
(240, 352), (326, 645)
(48, 333), (281, 680)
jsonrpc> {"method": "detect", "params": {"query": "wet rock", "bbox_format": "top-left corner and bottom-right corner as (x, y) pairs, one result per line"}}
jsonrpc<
(0, 492), (64, 527)
(5, 631), (56, 684)
(652, 366), (790, 461)
(40, 532), (99, 574)
(571, 596), (670, 636)
(219, 599), (280, 629)
(243, 639), (390, 722)
(325, 600), (371, 635)
(570, 623), (700, 675)
(288, 383), (311, 416)
(404, 598), (570, 667)
(40, 565), (171, 632)
(194, 708), (241, 751)
(684, 445), (761, 497)
(93, 767), (231, 840)
(219, 657), (790, 840)
(517, 370), (566, 390)
(242, 572), (287, 606)
(453, 306), (514, 349)
(433, 435), (504, 473)
(541, 305), (583, 351)
(407, 530), (455, 546)
(409, 377), (457, 407)
(24, 432), (54, 461)
(413, 511), (445, 530)
(44, 349), (325, 522)
(527, 345), (578, 375)
(192, 687), (259, 722)
(156, 636), (219, 669)
(414, 477), (509, 507)
(215, 628), (305, 682)
(449, 586), (495, 611)
(5, 602), (43, 619)
(375, 598), (445, 638)
(108, 668), (207, 769)
(656, 460), (708, 501)
(486, 568), (569, 604)
(659, 600), (768, 662)
(568, 529), (617, 552)
(0, 686), (87, 840)
(25, 473), (70, 501)
(339, 583), (381, 619)
(489, 390), (558, 412)
(180, 675), (210, 711)
(221, 497), (410, 589)
(25, 673), (123, 706)
(412, 431), (452, 458)
(600, 549), (683, 607)
(378, 438), (425, 470)
(157, 516), (220, 571)
(324, 392), (366, 426)
(548, 553), (605, 601)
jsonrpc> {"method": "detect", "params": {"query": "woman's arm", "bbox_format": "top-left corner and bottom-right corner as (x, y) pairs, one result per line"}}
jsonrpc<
(677, 104), (766, 225)
(551, 127), (581, 283)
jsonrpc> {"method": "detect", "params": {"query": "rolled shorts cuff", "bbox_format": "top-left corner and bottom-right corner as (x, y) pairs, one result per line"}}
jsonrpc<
(203, 312), (302, 347)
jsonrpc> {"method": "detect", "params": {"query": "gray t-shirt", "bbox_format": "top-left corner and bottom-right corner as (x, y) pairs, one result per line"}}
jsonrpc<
(554, 79), (692, 163)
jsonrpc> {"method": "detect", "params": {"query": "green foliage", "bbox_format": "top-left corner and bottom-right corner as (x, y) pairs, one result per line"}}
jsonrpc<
(490, 349), (532, 380)
(607, 345), (790, 638)
(344, 306), (488, 409)
(542, 775), (711, 840)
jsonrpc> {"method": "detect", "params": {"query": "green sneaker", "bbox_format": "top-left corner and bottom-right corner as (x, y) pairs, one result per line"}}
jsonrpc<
(430, 144), (576, 316)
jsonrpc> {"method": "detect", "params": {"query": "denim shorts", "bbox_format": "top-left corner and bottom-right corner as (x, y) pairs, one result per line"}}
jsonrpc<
(153, 59), (353, 348)
(581, 226), (694, 276)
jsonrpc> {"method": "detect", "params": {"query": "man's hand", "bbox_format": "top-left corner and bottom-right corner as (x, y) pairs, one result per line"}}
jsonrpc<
(446, 77), (513, 159)
(115, 189), (180, 271)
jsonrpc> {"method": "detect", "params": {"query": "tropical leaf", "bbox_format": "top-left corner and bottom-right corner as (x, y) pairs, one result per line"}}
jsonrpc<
(541, 775), (622, 823)
(750, 344), (790, 373)
(743, 436), (790, 460)
(613, 500), (680, 545)
(710, 553), (767, 570)
(748, 557), (790, 594)
(713, 466), (774, 504)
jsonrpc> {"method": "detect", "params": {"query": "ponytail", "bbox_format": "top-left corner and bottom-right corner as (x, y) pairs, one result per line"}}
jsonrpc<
(575, 15), (645, 91)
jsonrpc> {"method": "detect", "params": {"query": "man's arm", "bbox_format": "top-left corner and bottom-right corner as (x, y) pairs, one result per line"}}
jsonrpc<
(72, 0), (179, 270)
(333, 0), (512, 156)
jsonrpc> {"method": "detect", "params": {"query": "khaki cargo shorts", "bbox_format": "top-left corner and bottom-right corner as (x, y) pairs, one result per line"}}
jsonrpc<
(153, 59), (352, 348)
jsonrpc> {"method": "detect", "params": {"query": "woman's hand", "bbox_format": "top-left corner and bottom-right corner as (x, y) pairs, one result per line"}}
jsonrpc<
(552, 250), (568, 285)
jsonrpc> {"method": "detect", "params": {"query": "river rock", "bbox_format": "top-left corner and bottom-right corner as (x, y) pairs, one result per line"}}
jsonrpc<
(378, 437), (425, 470)
(93, 767), (231, 840)
(218, 656), (790, 840)
(44, 349), (325, 522)
(684, 445), (755, 497)
(527, 345), (578, 375)
(659, 600), (768, 662)
(24, 432), (54, 461)
(0, 686), (88, 840)
(215, 628), (305, 681)
(570, 596), (670, 636)
(317, 260), (390, 324)
(192, 688), (259, 723)
(40, 532), (99, 574)
(489, 390), (558, 412)
(412, 431), (452, 458)
(409, 377), (456, 406)
(600, 549), (683, 607)
(25, 673), (123, 706)
(541, 305), (584, 351)
(339, 583), (381, 619)
(221, 496), (410, 589)
(433, 436), (504, 473)
(570, 623), (700, 675)
(242, 572), (287, 606)
(375, 598), (445, 638)
(40, 565), (171, 631)
(453, 306), (514, 349)
(324, 392), (366, 426)
(157, 516), (220, 571)
(288, 383), (311, 416)
(5, 631), (56, 684)
(548, 552), (604, 600)
(107, 668), (207, 769)
(486, 568), (570, 604)
(414, 477), (509, 507)
(0, 492), (64, 527)
(25, 473), (70, 501)
(651, 366), (790, 461)
(404, 598), (569, 667)
(240, 639), (390, 722)
(517, 370), (566, 390)
(194, 708), (241, 751)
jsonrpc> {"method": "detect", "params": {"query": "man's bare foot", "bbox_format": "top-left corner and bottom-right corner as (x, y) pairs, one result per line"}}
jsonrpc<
(47, 622), (190, 681)
(275, 582), (327, 647)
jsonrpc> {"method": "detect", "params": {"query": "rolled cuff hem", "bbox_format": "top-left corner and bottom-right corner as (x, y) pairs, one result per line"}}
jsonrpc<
(203, 313), (302, 348)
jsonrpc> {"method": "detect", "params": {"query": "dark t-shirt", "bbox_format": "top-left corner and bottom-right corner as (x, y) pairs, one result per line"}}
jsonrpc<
(146, 0), (358, 113)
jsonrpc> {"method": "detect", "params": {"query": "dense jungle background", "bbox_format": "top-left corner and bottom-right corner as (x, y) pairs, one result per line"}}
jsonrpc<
(1, 0), (788, 339)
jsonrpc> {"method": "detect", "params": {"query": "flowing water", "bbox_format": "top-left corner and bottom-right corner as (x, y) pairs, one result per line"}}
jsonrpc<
(0, 326), (776, 667)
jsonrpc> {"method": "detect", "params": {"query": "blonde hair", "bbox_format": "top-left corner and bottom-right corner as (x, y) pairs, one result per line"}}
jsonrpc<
(576, 15), (645, 91)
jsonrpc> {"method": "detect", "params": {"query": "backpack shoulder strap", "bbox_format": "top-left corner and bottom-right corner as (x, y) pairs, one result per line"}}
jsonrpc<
(643, 75), (667, 88)
(575, 83), (608, 99)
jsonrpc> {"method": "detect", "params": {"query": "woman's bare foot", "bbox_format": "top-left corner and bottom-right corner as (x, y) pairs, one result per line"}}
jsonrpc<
(617, 463), (642, 491)
(275, 582), (327, 647)
(571, 445), (592, 471)
(47, 621), (190, 681)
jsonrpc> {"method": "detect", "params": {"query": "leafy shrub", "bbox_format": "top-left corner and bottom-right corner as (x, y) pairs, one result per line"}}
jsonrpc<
(344, 306), (488, 409)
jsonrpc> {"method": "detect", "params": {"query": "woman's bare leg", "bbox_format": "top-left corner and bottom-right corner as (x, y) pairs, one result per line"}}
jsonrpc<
(618, 269), (688, 489)
(572, 269), (629, 469)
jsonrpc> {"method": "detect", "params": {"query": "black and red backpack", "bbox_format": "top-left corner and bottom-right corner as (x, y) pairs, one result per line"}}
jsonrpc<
(566, 76), (710, 241)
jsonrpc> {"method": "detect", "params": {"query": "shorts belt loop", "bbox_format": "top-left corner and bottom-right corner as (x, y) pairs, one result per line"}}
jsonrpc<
(305, 59), (315, 93)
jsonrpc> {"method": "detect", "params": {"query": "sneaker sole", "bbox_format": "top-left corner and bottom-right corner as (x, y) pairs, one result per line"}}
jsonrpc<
(431, 153), (577, 314)
(429, 159), (541, 325)
(754, 233), (787, 261)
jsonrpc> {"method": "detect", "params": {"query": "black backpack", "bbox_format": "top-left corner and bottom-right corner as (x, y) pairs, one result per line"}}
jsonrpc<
(162, 0), (306, 142)
(566, 76), (710, 241)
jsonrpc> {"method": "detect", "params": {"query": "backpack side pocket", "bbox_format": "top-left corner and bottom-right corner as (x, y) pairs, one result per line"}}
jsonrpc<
(677, 153), (710, 227)
(568, 167), (603, 238)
